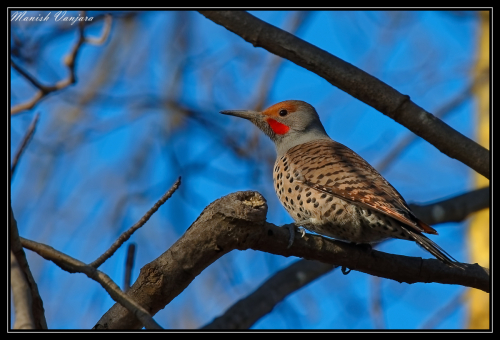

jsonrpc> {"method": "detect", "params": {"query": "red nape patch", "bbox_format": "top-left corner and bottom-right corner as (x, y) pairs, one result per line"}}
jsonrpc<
(267, 118), (290, 135)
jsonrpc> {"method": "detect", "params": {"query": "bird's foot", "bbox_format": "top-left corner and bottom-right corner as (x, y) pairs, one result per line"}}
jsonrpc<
(297, 226), (306, 238)
(283, 223), (307, 249)
(282, 223), (297, 249)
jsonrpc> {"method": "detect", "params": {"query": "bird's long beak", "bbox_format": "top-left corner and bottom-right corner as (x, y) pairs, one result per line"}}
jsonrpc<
(220, 110), (262, 120)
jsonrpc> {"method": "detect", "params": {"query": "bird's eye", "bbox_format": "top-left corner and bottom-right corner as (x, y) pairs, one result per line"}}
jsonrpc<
(279, 109), (288, 117)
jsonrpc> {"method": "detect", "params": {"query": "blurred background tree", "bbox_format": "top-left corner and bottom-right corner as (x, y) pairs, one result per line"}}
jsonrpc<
(10, 10), (489, 329)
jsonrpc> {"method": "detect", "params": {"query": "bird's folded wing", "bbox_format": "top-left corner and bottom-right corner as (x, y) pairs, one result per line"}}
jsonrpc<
(287, 139), (437, 235)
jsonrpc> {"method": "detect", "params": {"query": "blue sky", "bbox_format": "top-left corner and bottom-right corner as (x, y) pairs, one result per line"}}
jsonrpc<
(10, 10), (482, 329)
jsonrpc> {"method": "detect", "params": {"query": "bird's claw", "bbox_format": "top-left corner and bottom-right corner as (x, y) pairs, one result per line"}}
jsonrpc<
(298, 226), (306, 238)
(283, 224), (307, 249)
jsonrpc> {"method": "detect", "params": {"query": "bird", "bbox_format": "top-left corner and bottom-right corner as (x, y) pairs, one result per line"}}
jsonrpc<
(220, 99), (462, 269)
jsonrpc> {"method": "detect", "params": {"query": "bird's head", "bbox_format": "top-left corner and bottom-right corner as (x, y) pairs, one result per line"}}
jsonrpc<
(221, 100), (330, 156)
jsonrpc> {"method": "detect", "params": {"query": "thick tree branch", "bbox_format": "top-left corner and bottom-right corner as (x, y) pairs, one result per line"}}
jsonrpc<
(95, 191), (489, 330)
(202, 187), (489, 329)
(9, 206), (47, 329)
(10, 251), (36, 329)
(198, 11), (490, 179)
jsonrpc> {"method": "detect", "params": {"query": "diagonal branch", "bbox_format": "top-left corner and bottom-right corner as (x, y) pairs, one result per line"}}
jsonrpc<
(95, 191), (489, 330)
(419, 290), (466, 329)
(21, 237), (162, 329)
(11, 112), (40, 180)
(10, 206), (47, 329)
(198, 11), (490, 179)
(10, 61), (55, 93)
(10, 251), (36, 329)
(90, 177), (181, 268)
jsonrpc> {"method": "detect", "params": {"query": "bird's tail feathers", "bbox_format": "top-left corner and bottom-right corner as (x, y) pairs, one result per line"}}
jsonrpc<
(416, 219), (438, 235)
(406, 229), (465, 270)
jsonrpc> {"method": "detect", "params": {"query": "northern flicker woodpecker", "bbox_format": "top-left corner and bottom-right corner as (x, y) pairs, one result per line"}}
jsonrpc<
(221, 100), (462, 268)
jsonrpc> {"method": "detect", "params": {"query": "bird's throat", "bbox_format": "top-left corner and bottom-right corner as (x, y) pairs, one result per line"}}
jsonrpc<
(267, 118), (290, 135)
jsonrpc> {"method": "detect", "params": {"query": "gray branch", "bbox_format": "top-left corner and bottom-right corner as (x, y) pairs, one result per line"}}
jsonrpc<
(11, 113), (40, 180)
(94, 191), (489, 330)
(198, 11), (489, 179)
(10, 206), (47, 329)
(10, 251), (36, 329)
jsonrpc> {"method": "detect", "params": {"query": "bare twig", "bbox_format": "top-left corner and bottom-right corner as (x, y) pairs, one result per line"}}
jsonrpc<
(10, 61), (53, 93)
(11, 12), (112, 115)
(9, 206), (47, 329)
(84, 14), (112, 45)
(419, 291), (466, 329)
(95, 191), (489, 330)
(199, 11), (489, 179)
(21, 237), (162, 329)
(90, 177), (181, 268)
(11, 112), (40, 180)
(124, 243), (136, 293)
(10, 251), (36, 329)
